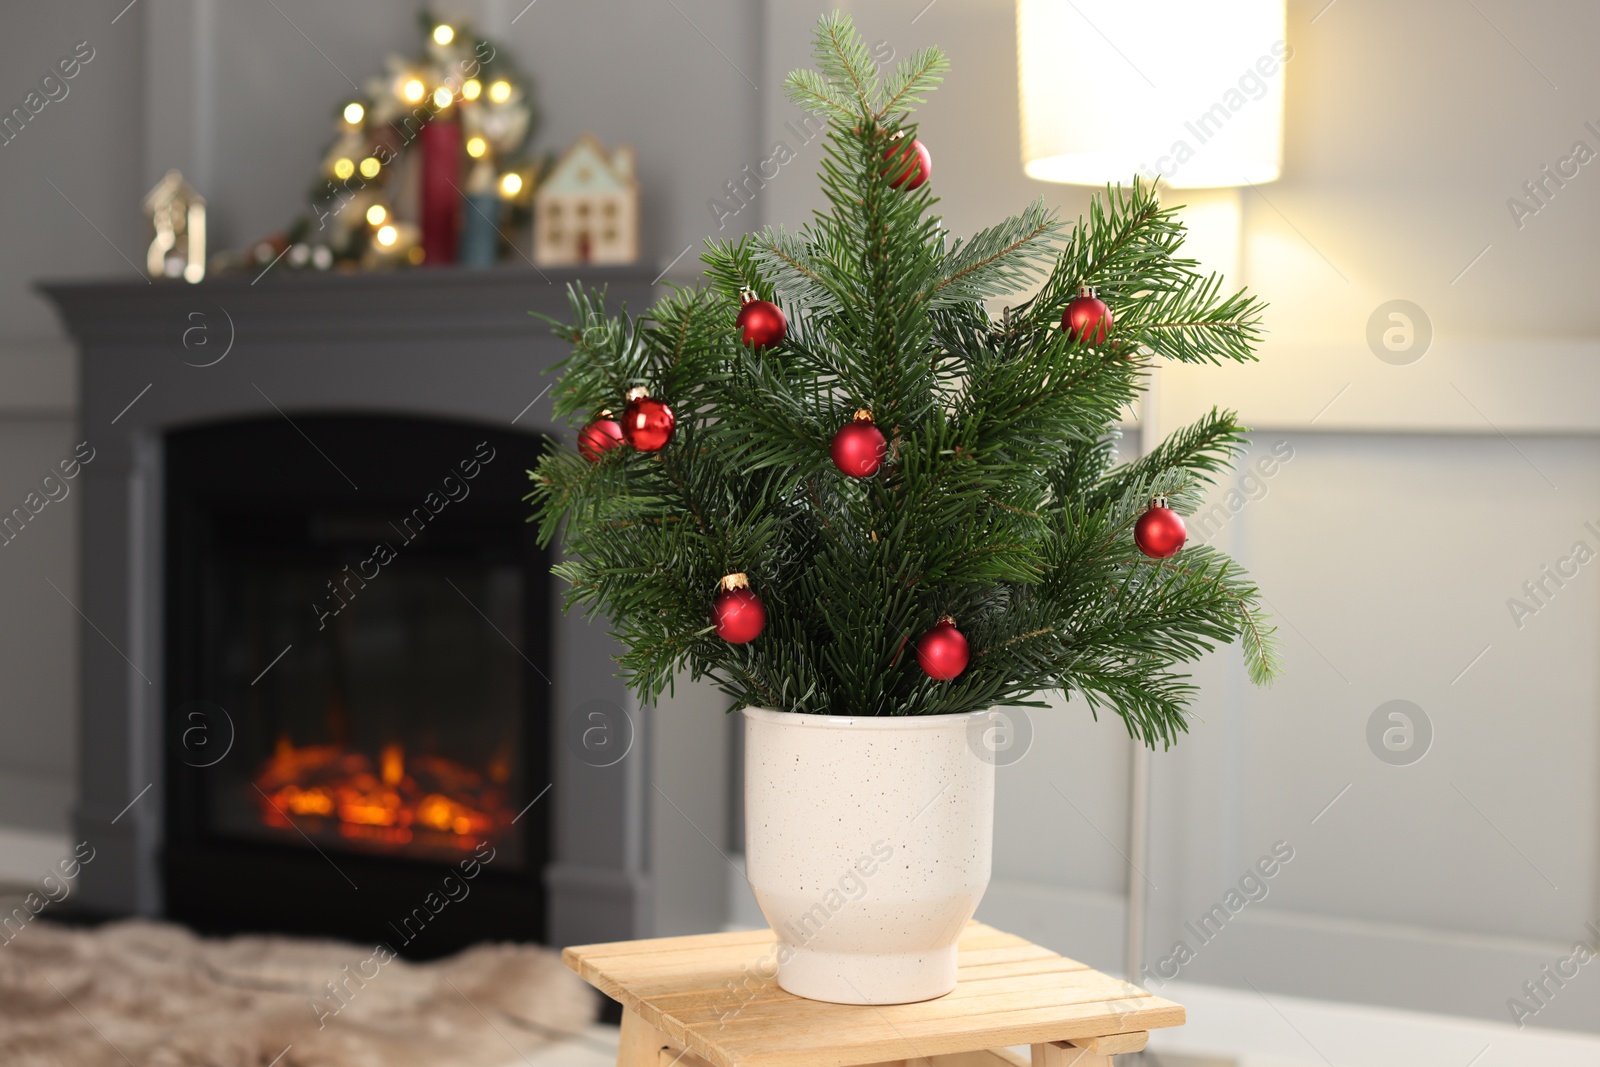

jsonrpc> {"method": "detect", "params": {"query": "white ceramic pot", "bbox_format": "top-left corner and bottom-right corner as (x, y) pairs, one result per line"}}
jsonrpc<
(742, 707), (995, 1005)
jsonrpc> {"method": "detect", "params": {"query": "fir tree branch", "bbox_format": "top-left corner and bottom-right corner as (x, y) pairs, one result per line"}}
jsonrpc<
(929, 200), (1063, 307)
(813, 11), (878, 115)
(526, 14), (1279, 746)
(784, 68), (857, 120)
(877, 47), (949, 118)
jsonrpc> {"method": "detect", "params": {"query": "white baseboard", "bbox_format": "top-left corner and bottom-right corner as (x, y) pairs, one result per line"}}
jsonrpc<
(1151, 977), (1600, 1067)
(0, 825), (70, 884)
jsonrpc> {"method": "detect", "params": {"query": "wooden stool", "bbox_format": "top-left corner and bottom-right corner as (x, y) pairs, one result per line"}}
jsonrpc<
(563, 921), (1184, 1067)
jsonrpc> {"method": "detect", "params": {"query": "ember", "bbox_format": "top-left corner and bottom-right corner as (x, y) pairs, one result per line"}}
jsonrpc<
(254, 737), (512, 851)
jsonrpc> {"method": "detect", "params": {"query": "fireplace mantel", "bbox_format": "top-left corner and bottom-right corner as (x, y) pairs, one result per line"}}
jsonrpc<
(40, 265), (659, 946)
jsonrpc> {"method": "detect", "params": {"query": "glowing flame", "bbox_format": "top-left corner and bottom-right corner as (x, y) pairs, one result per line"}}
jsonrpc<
(381, 742), (404, 786)
(254, 738), (511, 852)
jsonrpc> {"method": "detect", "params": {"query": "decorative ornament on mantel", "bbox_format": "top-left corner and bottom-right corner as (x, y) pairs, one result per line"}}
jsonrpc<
(533, 134), (640, 267)
(142, 170), (206, 283)
(213, 14), (538, 275)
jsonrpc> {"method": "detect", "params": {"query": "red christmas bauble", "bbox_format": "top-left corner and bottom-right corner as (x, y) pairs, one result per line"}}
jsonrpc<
(831, 410), (888, 478)
(1062, 287), (1113, 344)
(884, 137), (932, 190)
(578, 412), (625, 462)
(737, 293), (787, 350)
(1134, 502), (1187, 559)
(916, 617), (969, 681)
(714, 573), (766, 644)
(622, 389), (675, 452)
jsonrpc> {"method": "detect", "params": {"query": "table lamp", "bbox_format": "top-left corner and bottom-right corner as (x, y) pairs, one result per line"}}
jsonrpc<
(1017, 0), (1286, 280)
(1016, 0), (1288, 984)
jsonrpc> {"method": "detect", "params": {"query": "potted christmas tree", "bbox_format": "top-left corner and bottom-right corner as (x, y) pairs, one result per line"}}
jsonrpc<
(530, 13), (1278, 1005)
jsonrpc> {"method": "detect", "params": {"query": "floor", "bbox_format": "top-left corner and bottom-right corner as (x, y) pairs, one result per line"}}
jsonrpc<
(522, 981), (1600, 1067)
(513, 1023), (617, 1067)
(1146, 979), (1600, 1067)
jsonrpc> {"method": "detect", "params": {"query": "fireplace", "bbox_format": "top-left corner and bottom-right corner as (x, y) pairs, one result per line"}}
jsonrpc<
(41, 266), (662, 949)
(162, 415), (549, 954)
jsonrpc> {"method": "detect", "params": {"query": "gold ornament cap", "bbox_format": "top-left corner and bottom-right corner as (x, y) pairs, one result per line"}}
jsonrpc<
(626, 386), (651, 402)
(719, 572), (750, 592)
(596, 408), (613, 419)
(853, 408), (874, 422)
(938, 614), (956, 626)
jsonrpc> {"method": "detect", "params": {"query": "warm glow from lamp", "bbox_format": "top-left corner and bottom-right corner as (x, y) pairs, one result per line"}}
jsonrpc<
(343, 102), (365, 125)
(433, 87), (453, 109)
(466, 136), (488, 158)
(333, 158), (355, 180)
(462, 79), (482, 101)
(366, 204), (387, 225)
(376, 224), (398, 247)
(402, 78), (426, 103)
(1017, 0), (1285, 189)
(499, 172), (523, 197)
(358, 157), (381, 178)
(432, 24), (455, 45)
(488, 80), (512, 104)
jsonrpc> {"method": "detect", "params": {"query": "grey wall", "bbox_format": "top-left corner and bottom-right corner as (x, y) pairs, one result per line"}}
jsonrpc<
(0, 4), (145, 842)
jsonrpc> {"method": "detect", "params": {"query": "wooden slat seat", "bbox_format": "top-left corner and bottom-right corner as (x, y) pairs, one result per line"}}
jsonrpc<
(564, 922), (1183, 1067)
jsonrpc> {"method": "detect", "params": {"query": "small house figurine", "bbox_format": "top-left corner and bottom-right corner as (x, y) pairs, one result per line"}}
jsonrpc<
(534, 134), (639, 267)
(143, 170), (207, 283)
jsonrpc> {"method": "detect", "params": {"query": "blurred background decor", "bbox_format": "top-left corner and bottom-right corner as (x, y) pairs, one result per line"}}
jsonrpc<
(140, 169), (206, 282)
(209, 10), (541, 274)
(533, 134), (640, 266)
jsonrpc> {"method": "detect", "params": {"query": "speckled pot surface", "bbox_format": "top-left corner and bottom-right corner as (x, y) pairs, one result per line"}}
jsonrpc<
(742, 707), (995, 1005)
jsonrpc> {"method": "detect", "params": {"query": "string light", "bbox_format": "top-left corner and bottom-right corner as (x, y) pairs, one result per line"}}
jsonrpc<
(343, 102), (364, 125)
(499, 172), (524, 197)
(432, 24), (455, 45)
(358, 157), (381, 178)
(432, 86), (453, 109)
(466, 136), (487, 158)
(488, 80), (512, 103)
(461, 79), (482, 101)
(333, 158), (355, 180)
(376, 224), (398, 247)
(402, 78), (425, 103)
(366, 204), (387, 225)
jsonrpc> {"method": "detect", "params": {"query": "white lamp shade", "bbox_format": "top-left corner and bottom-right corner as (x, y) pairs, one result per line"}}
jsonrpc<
(1018, 0), (1287, 188)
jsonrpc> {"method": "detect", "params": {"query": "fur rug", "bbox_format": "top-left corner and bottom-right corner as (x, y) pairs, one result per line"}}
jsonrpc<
(0, 919), (596, 1067)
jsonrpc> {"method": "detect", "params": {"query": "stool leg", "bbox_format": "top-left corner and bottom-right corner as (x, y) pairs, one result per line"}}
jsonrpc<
(1031, 1042), (1113, 1067)
(618, 1008), (672, 1067)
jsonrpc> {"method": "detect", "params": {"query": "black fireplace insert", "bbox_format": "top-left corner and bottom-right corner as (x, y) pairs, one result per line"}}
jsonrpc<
(163, 414), (552, 957)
